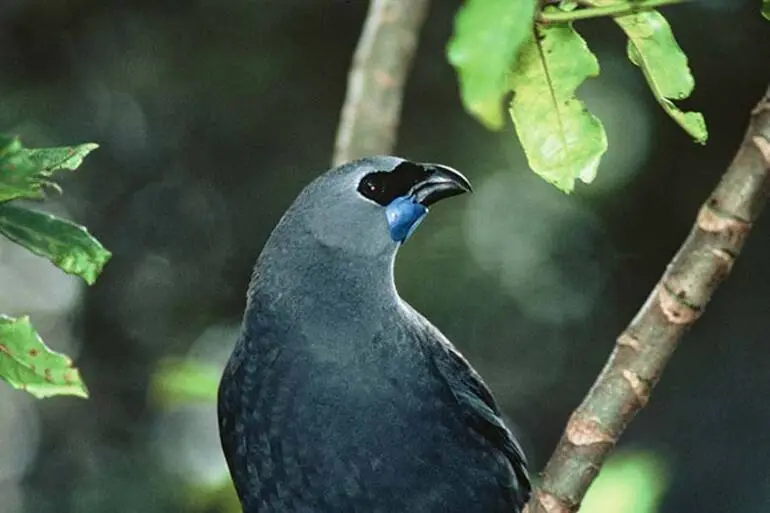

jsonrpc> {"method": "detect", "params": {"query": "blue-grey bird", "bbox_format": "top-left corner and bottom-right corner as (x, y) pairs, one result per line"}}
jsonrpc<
(218, 156), (530, 512)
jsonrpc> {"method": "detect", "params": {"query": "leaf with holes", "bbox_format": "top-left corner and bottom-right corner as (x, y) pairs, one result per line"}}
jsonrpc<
(592, 3), (708, 143)
(0, 204), (111, 285)
(0, 315), (88, 398)
(447, 0), (537, 130)
(509, 24), (607, 192)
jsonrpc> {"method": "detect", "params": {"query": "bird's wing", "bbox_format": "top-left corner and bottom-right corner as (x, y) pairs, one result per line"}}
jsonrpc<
(217, 322), (284, 509)
(406, 307), (531, 508)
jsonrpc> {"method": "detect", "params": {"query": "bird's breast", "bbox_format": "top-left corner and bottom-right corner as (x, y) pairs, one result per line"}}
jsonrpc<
(223, 310), (512, 512)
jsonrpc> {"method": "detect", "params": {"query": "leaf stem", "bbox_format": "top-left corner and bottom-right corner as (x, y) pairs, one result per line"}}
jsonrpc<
(531, 27), (570, 164)
(539, 0), (688, 24)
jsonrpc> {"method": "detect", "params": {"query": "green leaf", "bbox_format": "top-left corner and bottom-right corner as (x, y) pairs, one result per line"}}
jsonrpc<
(0, 136), (46, 202)
(150, 358), (220, 407)
(0, 204), (111, 285)
(762, 0), (770, 21)
(602, 5), (707, 143)
(447, 0), (537, 130)
(25, 143), (100, 175)
(0, 315), (88, 399)
(582, 451), (670, 513)
(0, 137), (100, 203)
(509, 24), (607, 192)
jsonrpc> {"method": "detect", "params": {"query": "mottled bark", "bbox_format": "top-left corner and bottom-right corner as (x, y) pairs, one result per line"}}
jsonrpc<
(525, 87), (770, 513)
(332, 0), (430, 166)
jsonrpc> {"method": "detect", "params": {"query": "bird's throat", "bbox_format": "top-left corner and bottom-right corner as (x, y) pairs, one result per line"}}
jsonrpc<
(247, 244), (399, 322)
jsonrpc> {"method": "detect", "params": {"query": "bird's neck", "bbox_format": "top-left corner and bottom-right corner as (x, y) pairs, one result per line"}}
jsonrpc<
(246, 240), (400, 321)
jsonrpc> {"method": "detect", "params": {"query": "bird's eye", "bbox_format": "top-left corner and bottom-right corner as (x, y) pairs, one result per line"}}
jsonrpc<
(357, 174), (386, 204)
(357, 163), (427, 206)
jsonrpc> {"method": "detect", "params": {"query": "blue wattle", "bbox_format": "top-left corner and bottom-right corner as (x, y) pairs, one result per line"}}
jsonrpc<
(385, 196), (428, 242)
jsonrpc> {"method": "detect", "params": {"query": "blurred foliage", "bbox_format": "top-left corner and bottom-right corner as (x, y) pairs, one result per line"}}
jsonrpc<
(0, 315), (88, 398)
(0, 135), (108, 398)
(150, 357), (220, 407)
(152, 357), (239, 511)
(446, 0), (537, 130)
(762, 0), (770, 20)
(447, 0), (705, 192)
(184, 480), (240, 513)
(581, 451), (670, 513)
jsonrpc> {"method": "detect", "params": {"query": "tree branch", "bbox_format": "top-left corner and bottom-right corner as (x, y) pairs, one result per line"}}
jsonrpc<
(538, 0), (688, 24)
(332, 0), (431, 166)
(525, 87), (770, 513)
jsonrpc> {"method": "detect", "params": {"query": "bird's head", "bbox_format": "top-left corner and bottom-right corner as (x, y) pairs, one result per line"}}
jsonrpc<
(290, 156), (472, 257)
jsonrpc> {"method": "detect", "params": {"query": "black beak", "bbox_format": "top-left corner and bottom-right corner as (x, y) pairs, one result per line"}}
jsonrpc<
(410, 164), (473, 207)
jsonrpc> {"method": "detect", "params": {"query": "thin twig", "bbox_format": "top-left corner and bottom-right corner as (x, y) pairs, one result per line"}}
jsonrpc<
(525, 87), (770, 513)
(538, 0), (687, 24)
(332, 0), (431, 166)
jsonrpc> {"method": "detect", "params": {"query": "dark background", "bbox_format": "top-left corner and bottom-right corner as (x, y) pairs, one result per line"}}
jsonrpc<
(0, 1), (768, 512)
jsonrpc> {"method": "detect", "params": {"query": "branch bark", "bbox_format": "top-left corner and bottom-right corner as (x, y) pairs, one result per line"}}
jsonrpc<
(332, 0), (431, 166)
(525, 87), (770, 513)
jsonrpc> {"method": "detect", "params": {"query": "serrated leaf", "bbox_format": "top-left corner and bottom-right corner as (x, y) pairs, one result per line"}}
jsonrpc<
(601, 5), (708, 143)
(762, 0), (770, 21)
(150, 358), (220, 407)
(0, 137), (99, 203)
(25, 143), (99, 176)
(0, 315), (88, 398)
(0, 204), (111, 285)
(509, 24), (607, 192)
(0, 136), (46, 202)
(447, 0), (537, 130)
